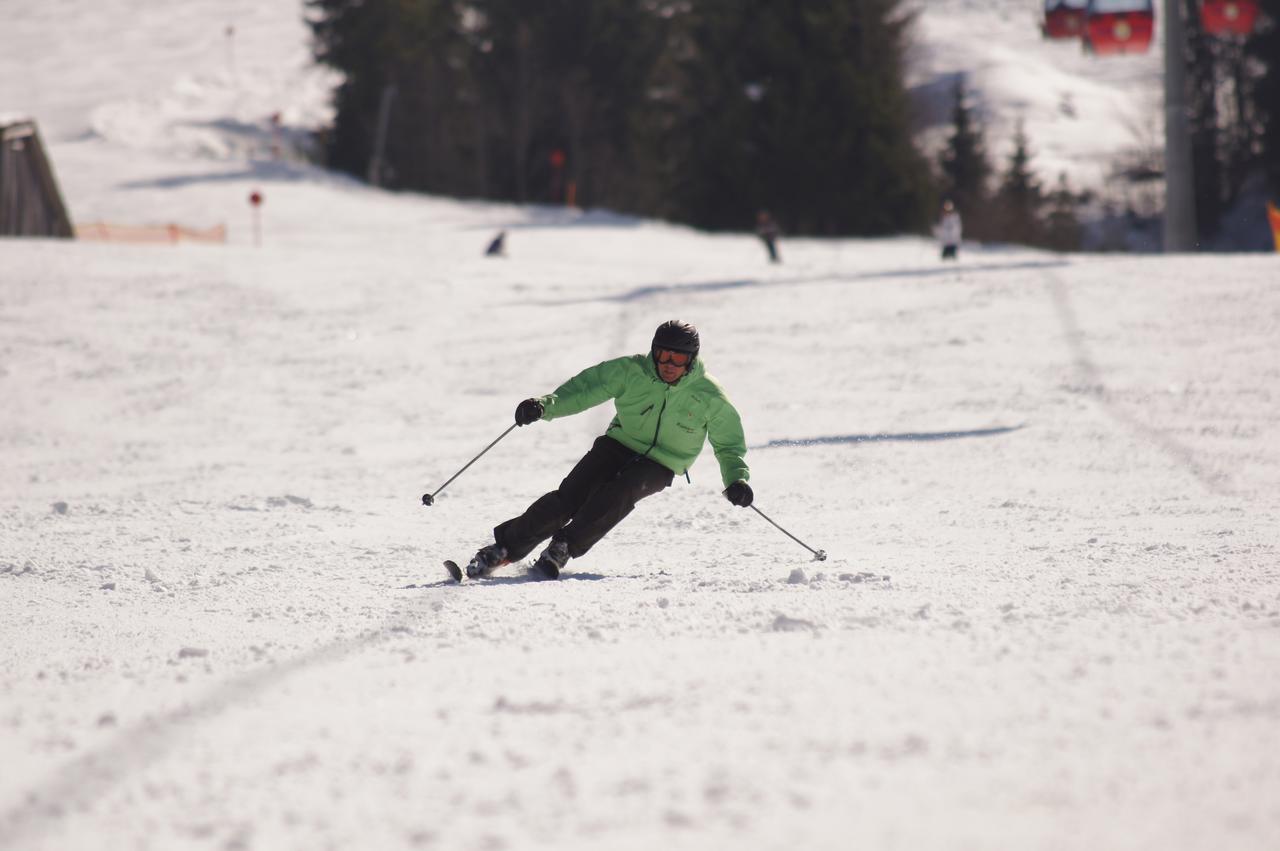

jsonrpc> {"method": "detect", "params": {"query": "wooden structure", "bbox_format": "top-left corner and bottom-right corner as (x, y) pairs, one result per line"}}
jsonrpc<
(0, 120), (73, 238)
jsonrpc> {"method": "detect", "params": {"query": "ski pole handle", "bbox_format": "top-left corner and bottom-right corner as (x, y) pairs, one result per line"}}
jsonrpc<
(422, 423), (518, 506)
(750, 504), (827, 561)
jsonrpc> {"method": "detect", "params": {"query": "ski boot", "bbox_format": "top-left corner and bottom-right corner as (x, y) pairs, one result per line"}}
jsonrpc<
(531, 539), (569, 580)
(465, 543), (510, 579)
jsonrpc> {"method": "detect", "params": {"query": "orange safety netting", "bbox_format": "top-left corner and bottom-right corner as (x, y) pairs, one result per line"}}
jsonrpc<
(74, 222), (227, 244)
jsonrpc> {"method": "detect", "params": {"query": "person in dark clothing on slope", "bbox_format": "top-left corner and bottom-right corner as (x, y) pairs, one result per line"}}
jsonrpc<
(756, 210), (781, 263)
(484, 230), (506, 257)
(464, 320), (753, 580)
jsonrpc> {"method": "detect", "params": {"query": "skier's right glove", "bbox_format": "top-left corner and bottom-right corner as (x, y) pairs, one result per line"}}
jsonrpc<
(515, 398), (544, 426)
(724, 481), (753, 508)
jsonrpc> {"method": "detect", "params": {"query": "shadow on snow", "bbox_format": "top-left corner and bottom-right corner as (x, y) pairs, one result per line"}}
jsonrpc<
(524, 259), (1069, 306)
(115, 153), (356, 191)
(401, 571), (616, 589)
(752, 424), (1025, 450)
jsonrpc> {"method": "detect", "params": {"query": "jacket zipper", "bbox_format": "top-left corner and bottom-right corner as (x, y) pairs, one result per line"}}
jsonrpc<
(641, 395), (668, 458)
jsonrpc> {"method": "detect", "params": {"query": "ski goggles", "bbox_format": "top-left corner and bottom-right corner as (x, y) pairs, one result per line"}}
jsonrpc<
(654, 348), (693, 367)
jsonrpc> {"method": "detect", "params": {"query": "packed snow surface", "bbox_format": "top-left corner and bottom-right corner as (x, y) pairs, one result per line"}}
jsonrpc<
(2, 2), (1279, 850)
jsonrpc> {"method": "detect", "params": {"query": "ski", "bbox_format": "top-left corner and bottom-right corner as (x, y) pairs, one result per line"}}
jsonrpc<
(443, 557), (556, 582)
(443, 556), (510, 581)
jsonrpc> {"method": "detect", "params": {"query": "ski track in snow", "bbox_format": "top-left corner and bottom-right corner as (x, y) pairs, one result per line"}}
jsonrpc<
(3, 1), (1280, 849)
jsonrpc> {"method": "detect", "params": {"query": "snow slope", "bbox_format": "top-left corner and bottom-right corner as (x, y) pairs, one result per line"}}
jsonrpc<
(3, 2), (1279, 850)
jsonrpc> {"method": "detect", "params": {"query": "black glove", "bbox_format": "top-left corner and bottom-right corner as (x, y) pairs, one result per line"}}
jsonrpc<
(514, 398), (544, 426)
(724, 480), (753, 507)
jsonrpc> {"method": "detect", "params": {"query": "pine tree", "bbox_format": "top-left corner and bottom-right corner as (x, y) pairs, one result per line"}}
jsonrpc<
(992, 120), (1044, 246)
(308, 0), (474, 194)
(634, 2), (755, 228)
(309, 0), (934, 233)
(1246, 0), (1280, 196)
(1043, 173), (1083, 252)
(938, 76), (992, 239)
(1181, 0), (1279, 242)
(1185, 0), (1228, 241)
(529, 0), (665, 209)
(647, 0), (933, 234)
(312, 0), (665, 206)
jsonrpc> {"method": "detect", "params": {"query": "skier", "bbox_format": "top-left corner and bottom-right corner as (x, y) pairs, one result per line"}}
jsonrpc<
(484, 230), (506, 257)
(462, 320), (753, 580)
(936, 200), (962, 261)
(756, 210), (781, 263)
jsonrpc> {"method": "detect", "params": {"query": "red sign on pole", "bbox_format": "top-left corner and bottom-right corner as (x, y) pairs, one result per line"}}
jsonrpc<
(249, 190), (263, 246)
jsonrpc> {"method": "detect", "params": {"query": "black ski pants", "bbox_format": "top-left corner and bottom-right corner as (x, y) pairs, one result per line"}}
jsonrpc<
(494, 435), (674, 561)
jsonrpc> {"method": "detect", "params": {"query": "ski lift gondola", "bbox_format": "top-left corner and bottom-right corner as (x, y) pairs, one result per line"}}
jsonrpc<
(1083, 0), (1155, 55)
(1199, 0), (1259, 36)
(1043, 0), (1088, 39)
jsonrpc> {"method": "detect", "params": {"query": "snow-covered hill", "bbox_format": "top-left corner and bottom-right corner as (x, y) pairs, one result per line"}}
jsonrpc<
(2, 3), (1278, 851)
(907, 0), (1163, 191)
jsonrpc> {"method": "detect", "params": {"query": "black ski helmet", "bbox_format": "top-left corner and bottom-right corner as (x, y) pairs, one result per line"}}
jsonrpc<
(651, 320), (700, 363)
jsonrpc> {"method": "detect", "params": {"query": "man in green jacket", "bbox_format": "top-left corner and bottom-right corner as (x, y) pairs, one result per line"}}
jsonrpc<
(465, 320), (753, 580)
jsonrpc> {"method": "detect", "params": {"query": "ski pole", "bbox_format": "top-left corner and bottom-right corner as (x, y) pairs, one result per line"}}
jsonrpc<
(749, 504), (827, 561)
(421, 423), (518, 506)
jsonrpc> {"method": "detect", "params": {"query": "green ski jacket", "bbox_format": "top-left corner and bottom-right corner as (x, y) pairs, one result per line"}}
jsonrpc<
(537, 355), (749, 488)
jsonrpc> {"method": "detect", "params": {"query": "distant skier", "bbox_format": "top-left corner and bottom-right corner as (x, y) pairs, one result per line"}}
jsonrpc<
(936, 200), (962, 261)
(484, 230), (506, 257)
(756, 210), (781, 263)
(461, 320), (753, 580)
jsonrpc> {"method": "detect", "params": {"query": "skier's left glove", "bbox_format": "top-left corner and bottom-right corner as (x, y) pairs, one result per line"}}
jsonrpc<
(724, 481), (753, 507)
(515, 398), (544, 426)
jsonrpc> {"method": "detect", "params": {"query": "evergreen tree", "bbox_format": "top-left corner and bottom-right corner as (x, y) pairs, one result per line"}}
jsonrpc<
(309, 0), (475, 194)
(1181, 0), (1279, 242)
(1184, 0), (1228, 242)
(938, 76), (993, 238)
(991, 120), (1044, 246)
(312, 0), (664, 206)
(637, 2), (757, 229)
(531, 0), (664, 209)
(1245, 0), (1280, 196)
(629, 0), (933, 234)
(309, 0), (933, 234)
(1043, 173), (1083, 252)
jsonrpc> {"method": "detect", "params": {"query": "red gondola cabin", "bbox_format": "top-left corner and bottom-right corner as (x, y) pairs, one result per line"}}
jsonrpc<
(1084, 0), (1155, 55)
(1199, 0), (1259, 36)
(1044, 0), (1088, 39)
